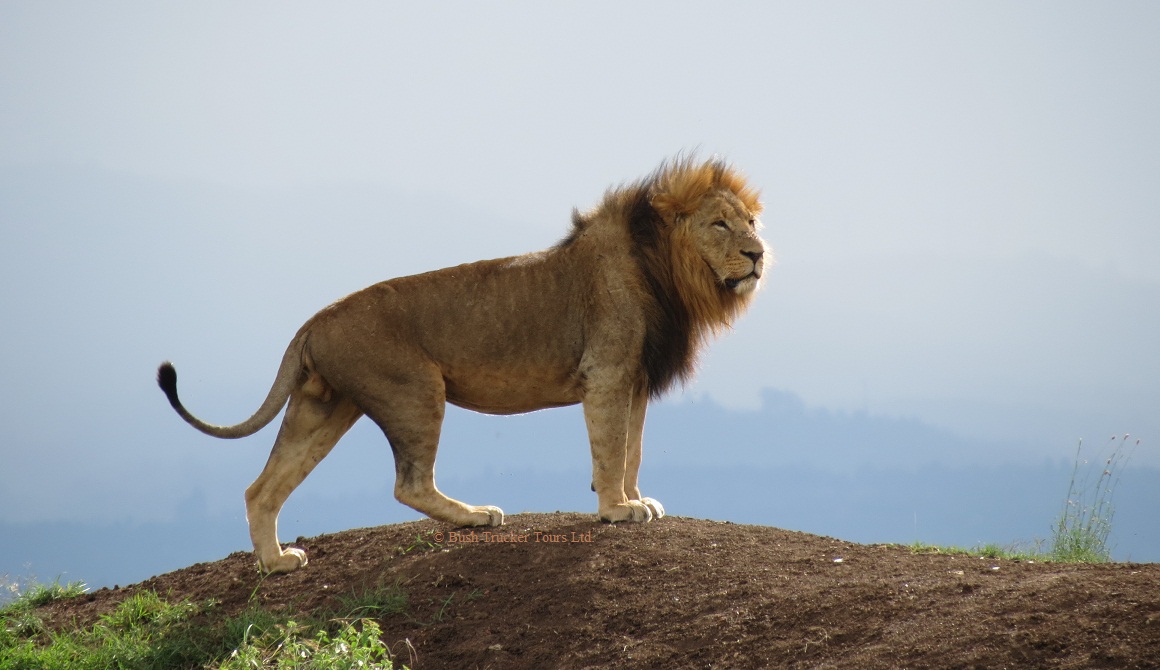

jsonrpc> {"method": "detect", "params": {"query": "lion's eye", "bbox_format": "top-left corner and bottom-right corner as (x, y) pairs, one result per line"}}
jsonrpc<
(712, 220), (729, 231)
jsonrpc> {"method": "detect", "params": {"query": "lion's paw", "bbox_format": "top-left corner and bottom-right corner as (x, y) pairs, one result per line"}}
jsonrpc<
(600, 499), (661, 523)
(258, 547), (308, 575)
(465, 505), (504, 527)
(640, 497), (665, 519)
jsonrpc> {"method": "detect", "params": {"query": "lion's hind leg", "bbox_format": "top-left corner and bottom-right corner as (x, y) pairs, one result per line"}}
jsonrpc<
(245, 390), (362, 574)
(358, 369), (503, 528)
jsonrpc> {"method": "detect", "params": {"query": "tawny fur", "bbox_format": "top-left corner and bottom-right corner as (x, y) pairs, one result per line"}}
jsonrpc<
(158, 157), (768, 574)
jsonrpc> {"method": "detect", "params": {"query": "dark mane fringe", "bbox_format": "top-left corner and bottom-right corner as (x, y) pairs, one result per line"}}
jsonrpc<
(555, 208), (587, 248)
(625, 184), (699, 398)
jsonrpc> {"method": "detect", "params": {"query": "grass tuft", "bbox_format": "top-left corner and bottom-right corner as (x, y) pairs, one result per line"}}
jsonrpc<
(332, 582), (409, 620)
(905, 434), (1140, 565)
(0, 578), (88, 613)
(904, 541), (1042, 562)
(217, 618), (395, 669)
(396, 531), (441, 556)
(1050, 434), (1139, 563)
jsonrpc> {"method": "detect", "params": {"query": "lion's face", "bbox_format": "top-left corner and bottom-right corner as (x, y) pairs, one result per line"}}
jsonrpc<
(683, 190), (767, 295)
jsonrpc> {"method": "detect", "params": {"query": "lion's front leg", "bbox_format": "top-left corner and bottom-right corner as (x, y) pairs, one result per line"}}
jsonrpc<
(584, 380), (662, 523)
(624, 385), (664, 519)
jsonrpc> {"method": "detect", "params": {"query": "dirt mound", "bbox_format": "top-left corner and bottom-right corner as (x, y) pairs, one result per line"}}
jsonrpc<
(37, 514), (1160, 668)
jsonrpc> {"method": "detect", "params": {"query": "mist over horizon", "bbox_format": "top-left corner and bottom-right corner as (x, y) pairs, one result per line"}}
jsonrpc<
(3, 387), (1155, 592)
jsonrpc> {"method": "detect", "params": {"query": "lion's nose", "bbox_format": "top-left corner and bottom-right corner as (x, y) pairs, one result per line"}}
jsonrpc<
(742, 250), (764, 264)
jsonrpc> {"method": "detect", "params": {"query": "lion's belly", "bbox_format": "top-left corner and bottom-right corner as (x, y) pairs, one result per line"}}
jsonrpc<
(443, 366), (582, 415)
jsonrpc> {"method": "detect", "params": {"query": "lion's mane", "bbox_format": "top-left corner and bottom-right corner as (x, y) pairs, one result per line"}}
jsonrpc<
(561, 158), (764, 397)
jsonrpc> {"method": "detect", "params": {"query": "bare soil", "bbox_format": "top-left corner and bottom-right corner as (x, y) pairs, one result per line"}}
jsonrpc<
(36, 513), (1160, 669)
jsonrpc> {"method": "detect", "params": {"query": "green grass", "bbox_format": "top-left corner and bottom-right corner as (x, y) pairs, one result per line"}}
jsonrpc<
(1049, 434), (1138, 563)
(217, 618), (394, 670)
(0, 578), (88, 612)
(0, 580), (409, 670)
(394, 531), (441, 556)
(333, 583), (409, 620)
(903, 541), (1045, 562)
(905, 434), (1141, 564)
(1, 580), (89, 611)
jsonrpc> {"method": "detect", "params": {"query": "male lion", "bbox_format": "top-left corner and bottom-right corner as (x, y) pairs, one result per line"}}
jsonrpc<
(158, 157), (767, 574)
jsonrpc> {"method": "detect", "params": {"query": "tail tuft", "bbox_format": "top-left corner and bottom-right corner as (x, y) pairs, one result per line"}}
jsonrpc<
(157, 362), (181, 410)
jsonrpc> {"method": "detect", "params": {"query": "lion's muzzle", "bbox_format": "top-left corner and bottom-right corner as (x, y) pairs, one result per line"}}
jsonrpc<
(723, 249), (764, 293)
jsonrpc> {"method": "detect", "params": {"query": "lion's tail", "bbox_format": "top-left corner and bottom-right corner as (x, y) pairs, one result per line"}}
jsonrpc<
(157, 329), (308, 439)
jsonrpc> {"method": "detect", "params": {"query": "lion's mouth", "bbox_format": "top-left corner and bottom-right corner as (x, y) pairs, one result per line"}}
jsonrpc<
(723, 271), (760, 293)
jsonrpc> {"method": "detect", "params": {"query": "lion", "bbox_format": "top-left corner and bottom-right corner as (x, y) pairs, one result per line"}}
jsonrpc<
(157, 157), (767, 574)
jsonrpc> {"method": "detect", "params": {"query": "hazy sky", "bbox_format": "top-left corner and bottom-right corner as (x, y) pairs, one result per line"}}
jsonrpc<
(1, 2), (1158, 529)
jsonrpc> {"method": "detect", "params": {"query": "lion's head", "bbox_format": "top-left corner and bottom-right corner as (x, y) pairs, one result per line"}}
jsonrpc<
(650, 159), (766, 298)
(567, 157), (769, 397)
